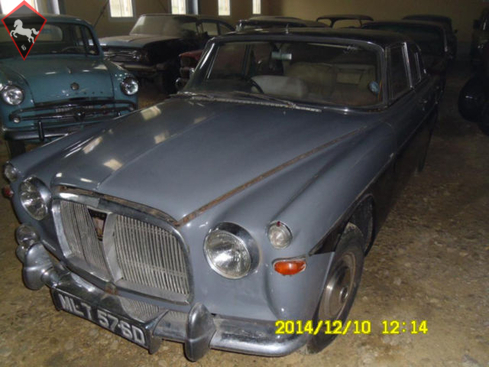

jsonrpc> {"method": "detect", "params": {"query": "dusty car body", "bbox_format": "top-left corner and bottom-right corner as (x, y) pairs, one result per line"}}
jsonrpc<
(0, 14), (138, 157)
(403, 14), (457, 61)
(316, 14), (373, 28)
(100, 14), (233, 93)
(236, 16), (327, 31)
(5, 28), (438, 361)
(362, 20), (449, 93)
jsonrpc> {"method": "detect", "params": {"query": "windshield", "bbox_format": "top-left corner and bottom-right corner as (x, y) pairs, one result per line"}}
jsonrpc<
(130, 15), (199, 38)
(186, 40), (382, 107)
(0, 22), (99, 58)
(365, 24), (444, 56)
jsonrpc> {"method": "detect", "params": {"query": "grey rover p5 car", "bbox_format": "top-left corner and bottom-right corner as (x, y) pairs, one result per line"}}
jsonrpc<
(4, 28), (438, 361)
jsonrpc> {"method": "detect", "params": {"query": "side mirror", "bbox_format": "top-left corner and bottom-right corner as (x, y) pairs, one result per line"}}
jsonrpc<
(474, 19), (481, 29)
(175, 78), (187, 91)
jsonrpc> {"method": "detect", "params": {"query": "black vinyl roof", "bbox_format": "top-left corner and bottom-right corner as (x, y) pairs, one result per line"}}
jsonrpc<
(220, 27), (410, 48)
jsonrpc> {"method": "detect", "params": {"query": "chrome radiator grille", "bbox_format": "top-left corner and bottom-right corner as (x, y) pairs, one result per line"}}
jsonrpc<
(103, 48), (140, 63)
(60, 201), (110, 278)
(114, 216), (190, 296)
(57, 200), (190, 301)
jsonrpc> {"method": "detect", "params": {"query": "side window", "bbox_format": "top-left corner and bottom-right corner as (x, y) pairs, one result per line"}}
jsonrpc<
(202, 22), (219, 36)
(389, 45), (409, 100)
(407, 45), (420, 85)
(218, 22), (234, 35)
(210, 43), (246, 78)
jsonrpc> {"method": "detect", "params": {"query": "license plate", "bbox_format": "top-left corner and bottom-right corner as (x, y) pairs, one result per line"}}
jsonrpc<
(52, 290), (148, 348)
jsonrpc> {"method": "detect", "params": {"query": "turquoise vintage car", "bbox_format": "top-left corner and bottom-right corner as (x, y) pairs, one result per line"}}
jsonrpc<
(0, 14), (138, 157)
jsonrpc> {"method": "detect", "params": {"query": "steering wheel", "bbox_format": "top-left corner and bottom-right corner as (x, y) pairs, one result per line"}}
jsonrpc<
(248, 78), (264, 94)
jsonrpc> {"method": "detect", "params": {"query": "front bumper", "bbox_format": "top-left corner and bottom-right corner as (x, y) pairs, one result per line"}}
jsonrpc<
(3, 122), (91, 141)
(17, 238), (309, 361)
(3, 99), (137, 142)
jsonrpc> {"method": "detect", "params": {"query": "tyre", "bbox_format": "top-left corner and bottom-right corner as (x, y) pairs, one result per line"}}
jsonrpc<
(478, 102), (489, 136)
(305, 223), (365, 354)
(6, 140), (26, 158)
(458, 75), (489, 122)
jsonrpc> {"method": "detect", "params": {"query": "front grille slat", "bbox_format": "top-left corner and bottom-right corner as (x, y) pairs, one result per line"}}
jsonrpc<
(113, 215), (190, 297)
(57, 200), (190, 302)
(60, 201), (109, 276)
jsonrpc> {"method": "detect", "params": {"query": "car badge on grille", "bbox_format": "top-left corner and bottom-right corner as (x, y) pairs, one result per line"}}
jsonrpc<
(71, 82), (79, 90)
(88, 209), (107, 241)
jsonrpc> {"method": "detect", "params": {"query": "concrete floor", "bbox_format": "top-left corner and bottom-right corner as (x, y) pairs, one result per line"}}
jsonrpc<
(0, 60), (488, 367)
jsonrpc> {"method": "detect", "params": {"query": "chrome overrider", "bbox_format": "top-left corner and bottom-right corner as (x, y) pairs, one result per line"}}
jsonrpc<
(15, 220), (308, 361)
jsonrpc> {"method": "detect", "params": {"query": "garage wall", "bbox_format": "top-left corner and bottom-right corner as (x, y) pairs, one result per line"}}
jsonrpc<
(200, 0), (270, 25)
(62, 0), (167, 38)
(61, 0), (271, 37)
(267, 0), (485, 54)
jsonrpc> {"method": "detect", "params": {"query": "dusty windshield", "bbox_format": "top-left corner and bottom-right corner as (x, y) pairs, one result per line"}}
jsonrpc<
(186, 40), (382, 107)
(130, 16), (199, 38)
(0, 23), (99, 58)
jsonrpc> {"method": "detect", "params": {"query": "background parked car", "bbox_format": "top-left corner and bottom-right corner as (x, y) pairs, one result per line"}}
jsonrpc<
(362, 20), (449, 94)
(403, 14), (457, 61)
(100, 14), (233, 94)
(236, 16), (327, 31)
(459, 43), (489, 135)
(470, 7), (489, 69)
(6, 27), (438, 361)
(316, 14), (373, 28)
(0, 14), (138, 157)
(176, 49), (203, 89)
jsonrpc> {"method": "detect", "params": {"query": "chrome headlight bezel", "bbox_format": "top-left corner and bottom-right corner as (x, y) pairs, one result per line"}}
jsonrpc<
(3, 163), (19, 183)
(120, 77), (139, 96)
(204, 223), (258, 279)
(19, 177), (51, 221)
(2, 85), (24, 106)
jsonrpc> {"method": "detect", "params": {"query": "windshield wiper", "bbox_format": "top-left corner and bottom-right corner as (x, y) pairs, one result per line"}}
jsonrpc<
(230, 91), (299, 109)
(174, 91), (219, 100)
(175, 91), (322, 112)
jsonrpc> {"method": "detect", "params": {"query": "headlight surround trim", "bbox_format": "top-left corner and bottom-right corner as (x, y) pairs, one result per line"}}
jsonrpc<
(120, 76), (139, 96)
(1, 85), (24, 105)
(204, 223), (259, 279)
(19, 177), (51, 221)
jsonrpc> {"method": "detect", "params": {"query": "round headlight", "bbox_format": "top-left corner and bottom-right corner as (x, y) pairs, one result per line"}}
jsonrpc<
(268, 221), (292, 249)
(120, 77), (139, 96)
(204, 225), (255, 279)
(19, 178), (51, 220)
(2, 85), (24, 106)
(3, 163), (19, 183)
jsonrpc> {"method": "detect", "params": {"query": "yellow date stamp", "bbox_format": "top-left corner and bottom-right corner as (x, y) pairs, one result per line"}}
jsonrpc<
(275, 320), (428, 335)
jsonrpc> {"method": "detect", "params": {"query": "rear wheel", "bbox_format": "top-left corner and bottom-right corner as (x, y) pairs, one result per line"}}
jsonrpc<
(6, 140), (26, 158)
(305, 223), (365, 354)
